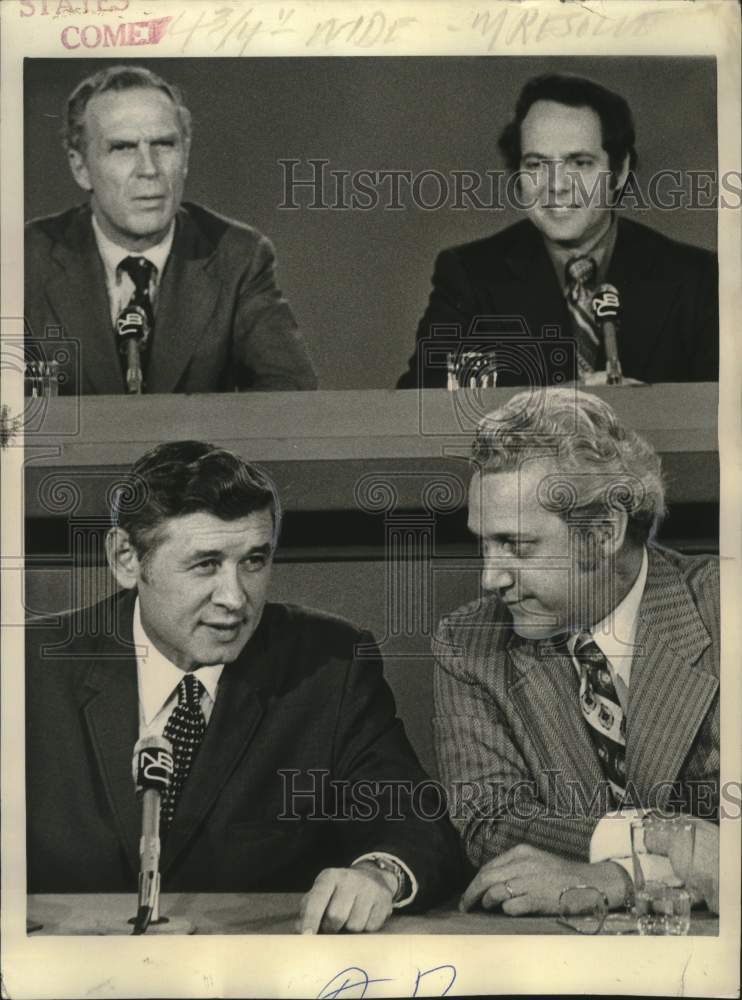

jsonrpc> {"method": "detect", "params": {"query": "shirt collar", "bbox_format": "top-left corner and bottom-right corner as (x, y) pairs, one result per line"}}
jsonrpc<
(543, 211), (618, 292)
(91, 214), (175, 280)
(133, 597), (224, 726)
(588, 546), (648, 686)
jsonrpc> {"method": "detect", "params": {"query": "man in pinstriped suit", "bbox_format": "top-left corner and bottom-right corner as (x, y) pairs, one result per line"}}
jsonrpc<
(433, 389), (719, 916)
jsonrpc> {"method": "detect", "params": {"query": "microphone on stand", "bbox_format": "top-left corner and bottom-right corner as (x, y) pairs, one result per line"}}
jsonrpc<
(130, 735), (173, 935)
(591, 284), (623, 385)
(116, 304), (150, 395)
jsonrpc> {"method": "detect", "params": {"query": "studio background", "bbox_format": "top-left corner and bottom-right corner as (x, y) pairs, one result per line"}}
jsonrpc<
(25, 55), (718, 391)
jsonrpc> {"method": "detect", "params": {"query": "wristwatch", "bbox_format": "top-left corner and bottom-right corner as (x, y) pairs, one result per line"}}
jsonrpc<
(352, 854), (408, 903)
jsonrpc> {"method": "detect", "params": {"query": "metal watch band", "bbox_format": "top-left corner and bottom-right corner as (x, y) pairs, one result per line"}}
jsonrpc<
(352, 855), (405, 902)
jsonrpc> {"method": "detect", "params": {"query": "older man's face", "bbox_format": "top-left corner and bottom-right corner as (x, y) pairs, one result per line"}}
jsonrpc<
(68, 87), (189, 250)
(468, 463), (605, 639)
(132, 509), (275, 672)
(518, 99), (627, 249)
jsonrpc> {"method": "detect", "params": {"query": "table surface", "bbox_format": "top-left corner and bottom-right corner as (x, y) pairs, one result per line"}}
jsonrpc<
(24, 384), (718, 461)
(27, 893), (719, 937)
(23, 384), (719, 516)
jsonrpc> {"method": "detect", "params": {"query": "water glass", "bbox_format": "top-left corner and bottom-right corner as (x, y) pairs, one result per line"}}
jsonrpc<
(630, 816), (695, 935)
(635, 881), (692, 935)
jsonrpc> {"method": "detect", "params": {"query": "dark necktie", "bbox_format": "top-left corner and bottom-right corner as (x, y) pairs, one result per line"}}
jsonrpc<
(118, 256), (155, 328)
(565, 256), (599, 377)
(572, 633), (627, 804)
(161, 674), (207, 829)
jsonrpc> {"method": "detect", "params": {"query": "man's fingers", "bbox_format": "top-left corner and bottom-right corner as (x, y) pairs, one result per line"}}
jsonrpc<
(461, 865), (517, 912)
(481, 884), (507, 911)
(319, 883), (356, 934)
(298, 868), (397, 934)
(343, 893), (377, 934)
(365, 898), (392, 933)
(297, 873), (335, 934)
(459, 869), (492, 912)
(502, 893), (536, 917)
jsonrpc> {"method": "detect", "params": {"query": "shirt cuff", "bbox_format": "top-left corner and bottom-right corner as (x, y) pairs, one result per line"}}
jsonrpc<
(589, 810), (677, 886)
(351, 852), (418, 909)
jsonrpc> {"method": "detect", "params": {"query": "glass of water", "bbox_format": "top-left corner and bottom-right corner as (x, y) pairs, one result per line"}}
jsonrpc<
(630, 816), (696, 935)
(634, 881), (692, 936)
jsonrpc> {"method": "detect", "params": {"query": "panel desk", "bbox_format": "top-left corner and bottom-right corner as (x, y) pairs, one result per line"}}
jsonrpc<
(27, 893), (720, 936)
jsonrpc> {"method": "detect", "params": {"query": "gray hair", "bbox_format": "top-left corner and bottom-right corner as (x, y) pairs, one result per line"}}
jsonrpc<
(64, 65), (191, 154)
(471, 388), (665, 544)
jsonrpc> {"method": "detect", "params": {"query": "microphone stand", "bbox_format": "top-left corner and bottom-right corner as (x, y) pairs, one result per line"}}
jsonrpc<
(129, 736), (172, 934)
(125, 339), (144, 395)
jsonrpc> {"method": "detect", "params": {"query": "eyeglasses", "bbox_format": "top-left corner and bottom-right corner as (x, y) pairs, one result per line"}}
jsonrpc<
(557, 885), (637, 935)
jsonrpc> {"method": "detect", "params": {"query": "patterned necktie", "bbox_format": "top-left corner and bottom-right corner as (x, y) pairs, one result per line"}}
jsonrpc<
(161, 674), (207, 829)
(118, 256), (156, 328)
(565, 256), (599, 377)
(573, 632), (627, 804)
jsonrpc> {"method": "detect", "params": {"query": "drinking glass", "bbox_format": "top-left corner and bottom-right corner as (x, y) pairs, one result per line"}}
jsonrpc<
(630, 816), (695, 935)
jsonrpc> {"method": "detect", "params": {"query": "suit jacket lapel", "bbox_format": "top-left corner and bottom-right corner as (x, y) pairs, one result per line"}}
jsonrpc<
(626, 547), (717, 804)
(496, 224), (570, 339)
(80, 590), (141, 876)
(608, 220), (677, 376)
(506, 638), (607, 818)
(146, 207), (222, 393)
(45, 208), (124, 394)
(161, 626), (269, 874)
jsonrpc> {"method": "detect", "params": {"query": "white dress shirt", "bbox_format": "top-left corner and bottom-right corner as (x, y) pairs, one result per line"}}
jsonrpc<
(568, 546), (649, 712)
(133, 598), (223, 738)
(92, 216), (174, 326)
(132, 598), (417, 906)
(584, 549), (676, 885)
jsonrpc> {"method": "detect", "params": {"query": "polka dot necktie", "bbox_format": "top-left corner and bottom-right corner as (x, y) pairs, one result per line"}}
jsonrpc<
(161, 674), (207, 830)
(573, 633), (627, 805)
(565, 256), (599, 377)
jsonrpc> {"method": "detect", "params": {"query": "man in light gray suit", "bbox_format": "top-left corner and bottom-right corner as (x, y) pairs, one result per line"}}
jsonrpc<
(434, 388), (719, 915)
(26, 64), (317, 394)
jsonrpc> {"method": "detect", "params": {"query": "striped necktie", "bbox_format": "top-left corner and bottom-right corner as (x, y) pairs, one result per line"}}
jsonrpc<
(161, 673), (207, 829)
(565, 256), (599, 377)
(573, 633), (626, 804)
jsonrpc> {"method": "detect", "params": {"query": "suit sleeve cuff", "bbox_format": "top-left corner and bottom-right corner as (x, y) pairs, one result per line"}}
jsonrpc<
(351, 852), (418, 909)
(589, 810), (677, 885)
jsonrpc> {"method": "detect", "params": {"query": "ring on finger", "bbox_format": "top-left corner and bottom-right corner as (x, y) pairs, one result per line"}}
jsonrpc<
(504, 880), (516, 899)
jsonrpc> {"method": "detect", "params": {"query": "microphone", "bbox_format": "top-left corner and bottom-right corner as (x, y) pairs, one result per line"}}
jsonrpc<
(591, 284), (623, 385)
(131, 735), (173, 935)
(116, 304), (150, 395)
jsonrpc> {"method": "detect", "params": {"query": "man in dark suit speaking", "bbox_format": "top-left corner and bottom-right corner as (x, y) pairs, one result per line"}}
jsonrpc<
(26, 65), (317, 395)
(26, 442), (461, 933)
(398, 73), (718, 389)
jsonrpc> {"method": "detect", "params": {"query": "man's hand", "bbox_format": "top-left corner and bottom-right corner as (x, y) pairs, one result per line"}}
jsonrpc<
(297, 865), (396, 934)
(460, 843), (629, 916)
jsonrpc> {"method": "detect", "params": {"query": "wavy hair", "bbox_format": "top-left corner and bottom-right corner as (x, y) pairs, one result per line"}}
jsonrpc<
(498, 73), (637, 182)
(64, 64), (191, 154)
(471, 389), (665, 544)
(110, 441), (281, 564)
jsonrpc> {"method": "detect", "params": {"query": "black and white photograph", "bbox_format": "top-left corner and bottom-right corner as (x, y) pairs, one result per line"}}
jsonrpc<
(1, 1), (740, 997)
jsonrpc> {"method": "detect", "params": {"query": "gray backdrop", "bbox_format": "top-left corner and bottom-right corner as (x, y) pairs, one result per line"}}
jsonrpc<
(25, 56), (718, 390)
